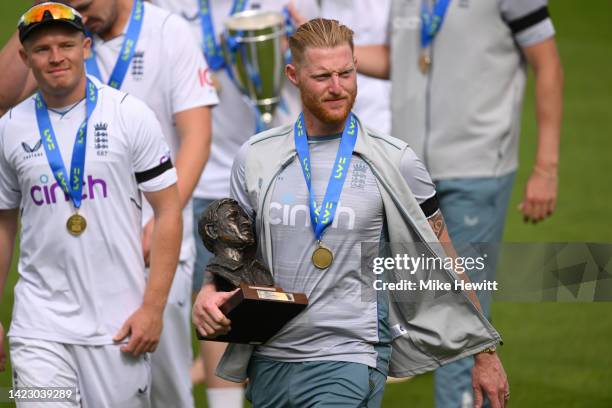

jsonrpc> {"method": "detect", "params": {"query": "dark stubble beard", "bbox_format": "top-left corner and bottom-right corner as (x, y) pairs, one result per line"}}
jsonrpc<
(88, 0), (119, 38)
(299, 84), (357, 127)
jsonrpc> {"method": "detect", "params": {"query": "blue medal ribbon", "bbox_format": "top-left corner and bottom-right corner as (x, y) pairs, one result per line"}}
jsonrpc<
(35, 79), (98, 210)
(420, 0), (451, 49)
(86, 0), (145, 89)
(199, 0), (248, 71)
(294, 113), (358, 242)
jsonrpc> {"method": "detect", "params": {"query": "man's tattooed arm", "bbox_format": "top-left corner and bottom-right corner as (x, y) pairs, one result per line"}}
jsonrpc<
(426, 209), (483, 311)
(428, 209), (447, 240)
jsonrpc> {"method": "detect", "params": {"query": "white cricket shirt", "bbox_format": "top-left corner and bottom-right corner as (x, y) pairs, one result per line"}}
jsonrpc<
(0, 78), (177, 345)
(90, 2), (219, 262)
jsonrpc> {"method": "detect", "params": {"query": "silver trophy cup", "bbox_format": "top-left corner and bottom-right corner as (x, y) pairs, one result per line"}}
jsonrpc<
(222, 10), (286, 126)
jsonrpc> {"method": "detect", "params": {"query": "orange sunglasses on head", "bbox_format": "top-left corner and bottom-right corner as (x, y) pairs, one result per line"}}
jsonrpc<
(19, 2), (82, 28)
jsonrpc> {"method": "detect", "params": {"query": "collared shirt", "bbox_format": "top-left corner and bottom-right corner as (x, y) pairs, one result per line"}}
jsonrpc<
(0, 78), (176, 345)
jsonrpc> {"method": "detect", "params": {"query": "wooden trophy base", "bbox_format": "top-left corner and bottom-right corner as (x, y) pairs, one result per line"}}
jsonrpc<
(198, 283), (308, 345)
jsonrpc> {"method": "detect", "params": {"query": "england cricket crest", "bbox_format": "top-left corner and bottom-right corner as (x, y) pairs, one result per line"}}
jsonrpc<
(94, 122), (109, 157)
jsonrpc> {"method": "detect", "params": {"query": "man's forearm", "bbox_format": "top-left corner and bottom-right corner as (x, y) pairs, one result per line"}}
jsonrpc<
(355, 45), (390, 80)
(202, 269), (215, 287)
(534, 62), (563, 173)
(0, 210), (18, 304)
(201, 282), (217, 294)
(144, 198), (182, 311)
(428, 210), (483, 311)
(174, 107), (212, 209)
(0, 32), (36, 115)
(526, 38), (564, 174)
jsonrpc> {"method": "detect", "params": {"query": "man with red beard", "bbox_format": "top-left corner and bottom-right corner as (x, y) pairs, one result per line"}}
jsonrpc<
(192, 18), (509, 407)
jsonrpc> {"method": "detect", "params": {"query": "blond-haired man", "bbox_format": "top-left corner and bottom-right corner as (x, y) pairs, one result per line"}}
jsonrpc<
(0, 3), (182, 406)
(193, 18), (509, 407)
(0, 1), (218, 407)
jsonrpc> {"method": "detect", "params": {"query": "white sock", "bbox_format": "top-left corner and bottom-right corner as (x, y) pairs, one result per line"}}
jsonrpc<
(206, 387), (244, 408)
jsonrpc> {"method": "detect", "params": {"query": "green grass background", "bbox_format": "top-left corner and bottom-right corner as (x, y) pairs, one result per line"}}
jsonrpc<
(1, 1), (611, 407)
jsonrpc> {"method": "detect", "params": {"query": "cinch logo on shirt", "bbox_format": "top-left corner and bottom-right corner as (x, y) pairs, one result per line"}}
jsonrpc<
(393, 16), (420, 31)
(30, 175), (108, 206)
(269, 201), (356, 230)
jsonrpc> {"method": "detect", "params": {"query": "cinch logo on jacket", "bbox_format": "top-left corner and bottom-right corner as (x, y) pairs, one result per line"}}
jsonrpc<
(30, 175), (108, 206)
(269, 201), (356, 230)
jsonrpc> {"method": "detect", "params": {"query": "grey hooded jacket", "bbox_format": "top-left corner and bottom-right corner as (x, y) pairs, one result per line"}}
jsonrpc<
(216, 116), (501, 381)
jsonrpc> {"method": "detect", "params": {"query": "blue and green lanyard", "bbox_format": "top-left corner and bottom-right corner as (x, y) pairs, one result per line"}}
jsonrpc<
(293, 113), (358, 245)
(35, 79), (98, 212)
(199, 0), (248, 71)
(420, 0), (451, 50)
(86, 0), (144, 89)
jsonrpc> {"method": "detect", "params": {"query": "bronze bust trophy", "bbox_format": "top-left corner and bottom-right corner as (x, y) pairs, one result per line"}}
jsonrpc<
(197, 198), (308, 345)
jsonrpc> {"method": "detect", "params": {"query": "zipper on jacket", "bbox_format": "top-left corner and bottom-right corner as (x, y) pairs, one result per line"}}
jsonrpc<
(257, 153), (297, 274)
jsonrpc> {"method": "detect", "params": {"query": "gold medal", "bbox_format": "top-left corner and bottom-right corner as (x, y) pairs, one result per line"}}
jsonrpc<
(418, 48), (431, 74)
(67, 212), (87, 236)
(312, 243), (333, 270)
